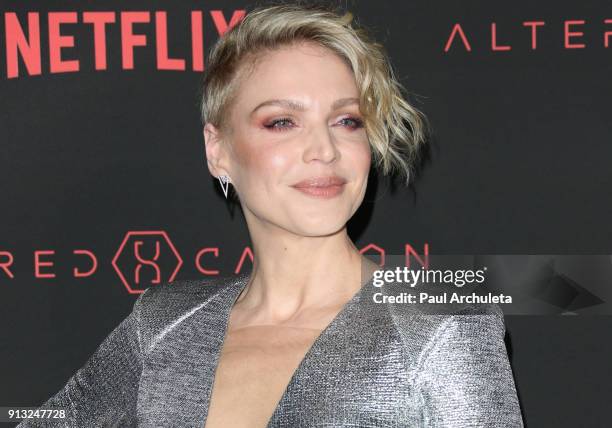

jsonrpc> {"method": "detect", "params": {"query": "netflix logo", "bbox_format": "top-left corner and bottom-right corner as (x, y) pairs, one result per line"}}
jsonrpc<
(2, 9), (246, 78)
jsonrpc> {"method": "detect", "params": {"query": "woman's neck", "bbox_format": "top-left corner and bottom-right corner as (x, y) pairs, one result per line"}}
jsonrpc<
(236, 225), (369, 323)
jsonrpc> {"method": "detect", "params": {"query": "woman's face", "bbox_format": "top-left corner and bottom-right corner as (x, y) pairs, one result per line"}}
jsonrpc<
(207, 41), (371, 237)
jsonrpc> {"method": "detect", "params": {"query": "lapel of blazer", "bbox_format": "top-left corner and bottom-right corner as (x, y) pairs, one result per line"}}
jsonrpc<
(137, 272), (250, 427)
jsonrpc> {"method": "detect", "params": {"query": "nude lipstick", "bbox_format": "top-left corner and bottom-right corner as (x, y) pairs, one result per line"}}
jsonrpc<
(290, 175), (347, 198)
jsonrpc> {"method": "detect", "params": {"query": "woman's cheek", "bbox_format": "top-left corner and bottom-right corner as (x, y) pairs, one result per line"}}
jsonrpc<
(350, 140), (372, 170)
(239, 147), (292, 186)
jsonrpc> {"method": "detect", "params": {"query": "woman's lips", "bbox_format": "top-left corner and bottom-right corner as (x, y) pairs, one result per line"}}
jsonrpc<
(292, 184), (345, 198)
(291, 176), (347, 198)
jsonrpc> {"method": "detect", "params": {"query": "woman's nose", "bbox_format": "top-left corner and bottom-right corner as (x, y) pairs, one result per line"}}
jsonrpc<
(302, 125), (339, 164)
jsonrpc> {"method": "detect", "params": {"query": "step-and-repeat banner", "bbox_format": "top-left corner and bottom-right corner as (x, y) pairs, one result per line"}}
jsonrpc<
(1, 1), (611, 426)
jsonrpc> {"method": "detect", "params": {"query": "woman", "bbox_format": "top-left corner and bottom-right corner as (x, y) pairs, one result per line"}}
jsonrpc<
(19, 3), (523, 427)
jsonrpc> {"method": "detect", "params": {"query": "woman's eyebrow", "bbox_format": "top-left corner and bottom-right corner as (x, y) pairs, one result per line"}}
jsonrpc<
(250, 97), (359, 116)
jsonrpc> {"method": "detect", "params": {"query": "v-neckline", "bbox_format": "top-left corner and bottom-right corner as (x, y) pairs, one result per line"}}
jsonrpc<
(201, 273), (372, 428)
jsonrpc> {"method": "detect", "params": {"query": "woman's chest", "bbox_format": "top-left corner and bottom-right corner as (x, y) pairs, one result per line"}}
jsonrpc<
(203, 325), (323, 428)
(136, 297), (419, 427)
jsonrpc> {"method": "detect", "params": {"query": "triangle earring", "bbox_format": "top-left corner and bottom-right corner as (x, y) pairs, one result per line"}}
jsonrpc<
(217, 175), (231, 198)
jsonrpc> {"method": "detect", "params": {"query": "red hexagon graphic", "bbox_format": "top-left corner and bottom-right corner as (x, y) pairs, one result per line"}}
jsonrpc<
(111, 231), (183, 294)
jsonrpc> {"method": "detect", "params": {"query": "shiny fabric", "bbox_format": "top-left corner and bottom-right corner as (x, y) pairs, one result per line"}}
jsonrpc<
(18, 272), (524, 427)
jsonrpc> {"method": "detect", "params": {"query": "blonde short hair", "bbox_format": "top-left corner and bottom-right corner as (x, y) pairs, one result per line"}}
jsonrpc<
(200, 2), (428, 185)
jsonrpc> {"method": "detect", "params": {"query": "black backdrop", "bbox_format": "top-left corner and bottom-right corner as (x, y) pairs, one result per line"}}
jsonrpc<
(1, 1), (611, 426)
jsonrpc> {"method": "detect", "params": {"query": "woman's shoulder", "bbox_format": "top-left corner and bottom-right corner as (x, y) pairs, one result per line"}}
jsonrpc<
(132, 273), (249, 350)
(383, 290), (507, 361)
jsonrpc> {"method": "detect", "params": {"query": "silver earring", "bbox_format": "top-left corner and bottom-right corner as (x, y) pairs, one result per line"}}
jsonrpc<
(217, 175), (231, 198)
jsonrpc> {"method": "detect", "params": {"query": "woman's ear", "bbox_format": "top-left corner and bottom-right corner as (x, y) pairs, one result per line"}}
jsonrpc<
(203, 122), (228, 177)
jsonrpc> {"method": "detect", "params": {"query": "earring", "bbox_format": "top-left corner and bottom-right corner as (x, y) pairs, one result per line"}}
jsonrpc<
(217, 175), (231, 198)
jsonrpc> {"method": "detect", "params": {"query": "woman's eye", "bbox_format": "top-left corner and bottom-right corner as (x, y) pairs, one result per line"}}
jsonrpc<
(339, 117), (364, 129)
(264, 118), (294, 131)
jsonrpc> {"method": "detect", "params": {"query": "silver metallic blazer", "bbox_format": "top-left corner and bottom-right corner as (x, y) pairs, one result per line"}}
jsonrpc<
(19, 272), (524, 427)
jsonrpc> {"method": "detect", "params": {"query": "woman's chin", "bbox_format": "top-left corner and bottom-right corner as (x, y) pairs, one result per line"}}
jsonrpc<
(290, 217), (348, 237)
